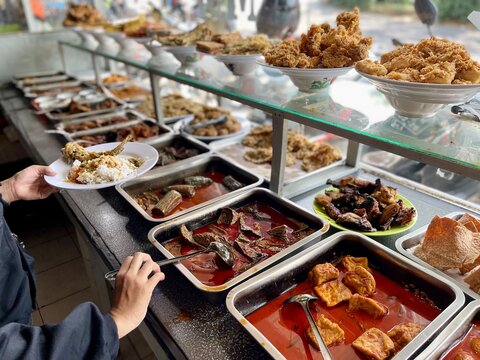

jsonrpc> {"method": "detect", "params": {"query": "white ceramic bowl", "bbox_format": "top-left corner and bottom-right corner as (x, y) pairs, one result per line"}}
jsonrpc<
(212, 54), (262, 76)
(358, 70), (480, 118)
(258, 61), (353, 92)
(143, 43), (180, 68)
(161, 45), (199, 65)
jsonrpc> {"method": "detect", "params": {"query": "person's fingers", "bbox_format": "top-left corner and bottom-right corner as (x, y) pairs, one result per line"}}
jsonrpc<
(138, 260), (158, 279)
(128, 253), (152, 274)
(32, 165), (57, 177)
(117, 256), (134, 278)
(146, 271), (165, 290)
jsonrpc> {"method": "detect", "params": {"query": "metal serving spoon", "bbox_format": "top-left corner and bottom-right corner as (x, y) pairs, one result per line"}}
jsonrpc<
(284, 293), (333, 360)
(104, 241), (235, 281)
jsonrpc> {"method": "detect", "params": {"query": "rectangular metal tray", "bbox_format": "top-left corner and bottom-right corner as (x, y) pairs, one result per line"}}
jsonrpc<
(62, 113), (173, 144)
(116, 154), (263, 223)
(396, 212), (480, 300)
(45, 97), (127, 122)
(211, 133), (346, 185)
(12, 70), (66, 83)
(417, 300), (480, 359)
(23, 79), (82, 93)
(15, 73), (72, 88)
(25, 82), (95, 99)
(148, 188), (329, 302)
(147, 133), (211, 167)
(226, 231), (465, 360)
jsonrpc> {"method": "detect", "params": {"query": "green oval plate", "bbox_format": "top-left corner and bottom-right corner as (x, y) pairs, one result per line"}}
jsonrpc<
(313, 188), (417, 237)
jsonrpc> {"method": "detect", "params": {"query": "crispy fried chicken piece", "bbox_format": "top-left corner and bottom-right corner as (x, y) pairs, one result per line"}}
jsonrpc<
(341, 256), (371, 272)
(371, 184), (397, 206)
(308, 263), (339, 286)
(378, 203), (401, 231)
(352, 328), (395, 360)
(387, 323), (424, 354)
(336, 7), (361, 35)
(314, 279), (352, 307)
(324, 203), (342, 220)
(336, 212), (376, 232)
(306, 314), (345, 349)
(343, 266), (376, 295)
(355, 59), (388, 76)
(348, 294), (388, 318)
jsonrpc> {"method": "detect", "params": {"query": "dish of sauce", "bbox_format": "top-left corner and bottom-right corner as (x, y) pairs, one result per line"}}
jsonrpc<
(443, 320), (480, 359)
(246, 265), (441, 359)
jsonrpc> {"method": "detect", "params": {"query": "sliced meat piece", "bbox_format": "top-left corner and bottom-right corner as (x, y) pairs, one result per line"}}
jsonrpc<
(308, 263), (339, 286)
(306, 314), (345, 349)
(192, 232), (222, 247)
(254, 238), (284, 253)
(341, 256), (371, 272)
(239, 216), (262, 237)
(387, 323), (424, 354)
(314, 279), (352, 307)
(234, 234), (265, 261)
(217, 207), (240, 226)
(348, 294), (388, 318)
(343, 266), (376, 296)
(267, 225), (293, 241)
(352, 328), (395, 360)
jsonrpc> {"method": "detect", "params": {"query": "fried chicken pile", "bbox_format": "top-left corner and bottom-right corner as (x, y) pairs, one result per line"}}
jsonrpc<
(63, 3), (104, 27)
(263, 8), (371, 69)
(355, 37), (480, 84)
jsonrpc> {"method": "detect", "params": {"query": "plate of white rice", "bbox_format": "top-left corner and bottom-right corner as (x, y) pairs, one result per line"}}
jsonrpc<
(44, 142), (159, 190)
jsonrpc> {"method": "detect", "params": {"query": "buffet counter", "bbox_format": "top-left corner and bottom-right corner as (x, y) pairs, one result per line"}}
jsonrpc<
(1, 85), (473, 359)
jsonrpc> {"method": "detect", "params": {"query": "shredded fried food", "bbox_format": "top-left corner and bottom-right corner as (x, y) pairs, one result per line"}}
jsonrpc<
(198, 33), (271, 55)
(355, 37), (480, 84)
(264, 8), (371, 68)
(155, 23), (212, 46)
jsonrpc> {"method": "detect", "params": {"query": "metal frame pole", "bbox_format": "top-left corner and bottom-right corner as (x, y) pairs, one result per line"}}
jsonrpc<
(345, 140), (360, 168)
(150, 73), (164, 125)
(58, 43), (67, 73)
(269, 112), (288, 195)
(91, 54), (102, 85)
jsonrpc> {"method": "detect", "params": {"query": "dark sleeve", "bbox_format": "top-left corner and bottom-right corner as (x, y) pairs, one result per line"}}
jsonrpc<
(0, 302), (119, 360)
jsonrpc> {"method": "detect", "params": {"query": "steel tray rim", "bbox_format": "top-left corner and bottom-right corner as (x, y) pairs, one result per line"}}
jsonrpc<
(226, 230), (465, 360)
(147, 188), (329, 295)
(116, 153), (264, 223)
(416, 300), (480, 360)
(395, 211), (480, 300)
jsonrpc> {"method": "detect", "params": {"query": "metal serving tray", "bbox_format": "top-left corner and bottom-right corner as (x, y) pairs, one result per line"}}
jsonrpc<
(15, 73), (72, 88)
(148, 188), (329, 302)
(417, 300), (480, 359)
(147, 133), (211, 167)
(54, 109), (144, 133)
(23, 79), (82, 94)
(64, 115), (173, 144)
(45, 97), (126, 122)
(211, 134), (346, 185)
(395, 212), (480, 300)
(116, 154), (263, 223)
(226, 231), (465, 360)
(13, 70), (66, 84)
(24, 82), (95, 99)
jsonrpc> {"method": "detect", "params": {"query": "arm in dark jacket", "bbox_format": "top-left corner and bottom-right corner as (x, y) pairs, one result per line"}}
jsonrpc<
(0, 302), (119, 360)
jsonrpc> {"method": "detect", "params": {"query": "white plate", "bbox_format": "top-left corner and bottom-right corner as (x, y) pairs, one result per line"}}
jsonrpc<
(173, 115), (250, 141)
(44, 142), (159, 190)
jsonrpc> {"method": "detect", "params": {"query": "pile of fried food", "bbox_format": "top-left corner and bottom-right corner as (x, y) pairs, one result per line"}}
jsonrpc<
(136, 94), (206, 119)
(103, 73), (129, 85)
(109, 85), (150, 102)
(264, 8), (371, 68)
(304, 256), (424, 359)
(355, 37), (480, 84)
(413, 213), (480, 294)
(63, 116), (131, 133)
(197, 33), (271, 55)
(61, 136), (143, 185)
(104, 15), (169, 38)
(67, 98), (118, 115)
(315, 176), (416, 232)
(133, 175), (245, 217)
(187, 107), (240, 137)
(155, 23), (212, 46)
(242, 125), (342, 172)
(63, 3), (104, 27)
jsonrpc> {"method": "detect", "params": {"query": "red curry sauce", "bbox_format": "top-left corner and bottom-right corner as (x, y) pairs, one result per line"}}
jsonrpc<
(246, 266), (441, 359)
(163, 202), (316, 286)
(443, 320), (480, 359)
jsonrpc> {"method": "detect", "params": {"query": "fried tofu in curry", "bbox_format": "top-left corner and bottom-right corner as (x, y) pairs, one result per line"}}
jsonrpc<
(343, 265), (376, 295)
(387, 323), (424, 354)
(348, 294), (388, 318)
(352, 328), (395, 360)
(341, 255), (371, 272)
(314, 279), (352, 307)
(308, 263), (339, 286)
(306, 314), (345, 349)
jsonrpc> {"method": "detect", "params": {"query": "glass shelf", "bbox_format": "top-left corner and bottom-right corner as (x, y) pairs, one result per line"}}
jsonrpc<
(60, 41), (480, 180)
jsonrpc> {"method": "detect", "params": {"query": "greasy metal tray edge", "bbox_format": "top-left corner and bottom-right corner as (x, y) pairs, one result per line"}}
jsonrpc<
(146, 133), (212, 165)
(13, 70), (65, 82)
(211, 133), (346, 186)
(417, 300), (480, 359)
(54, 109), (139, 133)
(44, 96), (127, 121)
(116, 154), (263, 223)
(148, 188), (329, 299)
(395, 211), (480, 300)
(15, 74), (72, 88)
(226, 231), (465, 360)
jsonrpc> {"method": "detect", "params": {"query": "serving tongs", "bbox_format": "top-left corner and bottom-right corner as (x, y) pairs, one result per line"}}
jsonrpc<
(284, 293), (333, 360)
(104, 241), (235, 281)
(181, 115), (227, 134)
(451, 102), (480, 122)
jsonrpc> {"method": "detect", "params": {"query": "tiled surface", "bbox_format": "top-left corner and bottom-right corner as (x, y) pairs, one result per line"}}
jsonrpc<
(28, 235), (81, 273)
(40, 288), (94, 324)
